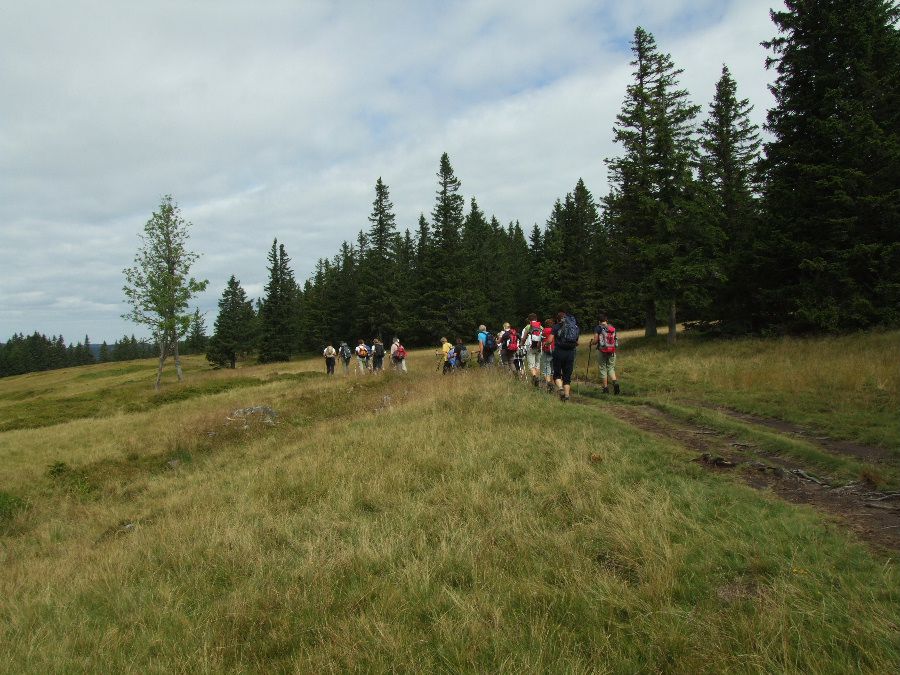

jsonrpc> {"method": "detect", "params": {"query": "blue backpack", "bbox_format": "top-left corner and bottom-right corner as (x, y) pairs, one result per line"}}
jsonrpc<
(557, 315), (580, 348)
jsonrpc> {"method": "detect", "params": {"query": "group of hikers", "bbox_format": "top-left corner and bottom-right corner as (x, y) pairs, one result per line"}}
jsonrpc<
(321, 338), (408, 375)
(321, 311), (620, 402)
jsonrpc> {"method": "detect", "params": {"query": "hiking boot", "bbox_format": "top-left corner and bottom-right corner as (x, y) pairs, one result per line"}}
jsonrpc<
(613, 382), (621, 395)
(546, 382), (554, 394)
(602, 386), (609, 394)
(562, 394), (571, 402)
(532, 375), (539, 387)
(558, 389), (566, 401)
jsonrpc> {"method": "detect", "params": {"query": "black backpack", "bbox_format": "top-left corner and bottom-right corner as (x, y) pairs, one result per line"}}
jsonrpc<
(374, 343), (385, 358)
(339, 345), (351, 360)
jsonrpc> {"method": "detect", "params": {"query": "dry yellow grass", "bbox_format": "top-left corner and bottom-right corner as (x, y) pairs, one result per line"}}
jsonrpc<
(1, 347), (899, 671)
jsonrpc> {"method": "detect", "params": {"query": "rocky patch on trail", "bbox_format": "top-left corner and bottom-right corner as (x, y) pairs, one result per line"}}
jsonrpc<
(225, 406), (279, 428)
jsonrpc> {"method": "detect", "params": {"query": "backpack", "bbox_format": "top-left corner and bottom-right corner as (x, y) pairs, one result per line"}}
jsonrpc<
(557, 315), (580, 348)
(339, 345), (351, 359)
(395, 345), (407, 359)
(459, 346), (470, 364)
(374, 343), (385, 358)
(542, 327), (554, 353)
(358, 345), (369, 358)
(506, 328), (519, 352)
(483, 332), (497, 353)
(528, 320), (543, 349)
(600, 325), (618, 353)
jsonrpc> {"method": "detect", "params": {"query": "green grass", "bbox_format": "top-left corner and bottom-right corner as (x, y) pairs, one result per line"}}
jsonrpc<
(1, 344), (899, 671)
(598, 329), (900, 451)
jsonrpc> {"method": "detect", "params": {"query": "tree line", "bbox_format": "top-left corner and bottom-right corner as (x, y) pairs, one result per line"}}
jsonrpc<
(0, 324), (209, 379)
(208, 4), (900, 365)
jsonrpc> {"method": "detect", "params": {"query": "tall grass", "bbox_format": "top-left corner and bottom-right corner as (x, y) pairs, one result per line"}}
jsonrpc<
(1, 355), (898, 671)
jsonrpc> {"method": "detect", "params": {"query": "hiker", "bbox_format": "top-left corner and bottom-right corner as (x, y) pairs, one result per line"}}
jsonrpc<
(476, 324), (496, 366)
(541, 318), (555, 392)
(372, 338), (385, 373)
(454, 338), (470, 369)
(391, 337), (408, 372)
(522, 313), (543, 387)
(323, 342), (337, 375)
(338, 341), (352, 375)
(437, 337), (453, 374)
(512, 341), (526, 378)
(591, 314), (620, 395)
(355, 339), (369, 374)
(551, 310), (579, 401)
(498, 322), (514, 368)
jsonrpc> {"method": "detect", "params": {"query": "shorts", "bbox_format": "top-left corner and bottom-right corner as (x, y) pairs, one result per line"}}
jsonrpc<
(525, 349), (541, 371)
(552, 347), (576, 385)
(540, 351), (553, 378)
(599, 351), (616, 380)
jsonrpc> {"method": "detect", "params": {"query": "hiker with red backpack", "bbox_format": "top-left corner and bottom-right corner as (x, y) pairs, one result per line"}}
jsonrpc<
(355, 339), (369, 374)
(540, 317), (555, 392)
(521, 313), (544, 387)
(551, 310), (580, 402)
(499, 323), (518, 370)
(591, 314), (620, 395)
(391, 337), (408, 372)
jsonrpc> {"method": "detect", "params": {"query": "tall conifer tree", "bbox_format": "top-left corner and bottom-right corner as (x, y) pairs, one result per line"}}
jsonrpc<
(762, 0), (900, 329)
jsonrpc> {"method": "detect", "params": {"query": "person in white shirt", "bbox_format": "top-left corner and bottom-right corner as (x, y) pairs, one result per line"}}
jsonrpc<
(322, 343), (337, 375)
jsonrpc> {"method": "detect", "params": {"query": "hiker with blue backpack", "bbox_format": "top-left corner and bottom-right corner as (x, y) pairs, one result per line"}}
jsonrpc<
(477, 324), (496, 366)
(551, 310), (580, 402)
(590, 314), (620, 395)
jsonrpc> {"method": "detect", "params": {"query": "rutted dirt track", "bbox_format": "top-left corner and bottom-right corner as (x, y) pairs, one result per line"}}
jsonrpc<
(571, 386), (900, 552)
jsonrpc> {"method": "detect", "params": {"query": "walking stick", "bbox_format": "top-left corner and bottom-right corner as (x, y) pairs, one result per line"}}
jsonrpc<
(584, 342), (593, 381)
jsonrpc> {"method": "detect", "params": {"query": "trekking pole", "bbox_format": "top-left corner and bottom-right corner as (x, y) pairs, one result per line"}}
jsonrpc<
(584, 342), (592, 381)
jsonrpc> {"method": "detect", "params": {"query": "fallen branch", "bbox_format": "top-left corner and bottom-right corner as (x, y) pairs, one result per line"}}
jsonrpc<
(791, 469), (827, 486)
(868, 493), (900, 502)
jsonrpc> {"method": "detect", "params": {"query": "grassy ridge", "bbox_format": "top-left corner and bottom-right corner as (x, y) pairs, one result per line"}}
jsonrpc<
(1, 345), (899, 671)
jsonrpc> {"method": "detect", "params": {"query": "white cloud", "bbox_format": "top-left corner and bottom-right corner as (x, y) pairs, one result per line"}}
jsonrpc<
(0, 0), (782, 341)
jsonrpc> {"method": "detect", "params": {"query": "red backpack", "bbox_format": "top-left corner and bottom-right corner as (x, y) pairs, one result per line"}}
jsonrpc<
(528, 320), (542, 349)
(600, 325), (618, 353)
(506, 328), (519, 352)
(395, 344), (407, 359)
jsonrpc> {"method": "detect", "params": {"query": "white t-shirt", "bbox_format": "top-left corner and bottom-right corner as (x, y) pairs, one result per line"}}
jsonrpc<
(323, 346), (336, 358)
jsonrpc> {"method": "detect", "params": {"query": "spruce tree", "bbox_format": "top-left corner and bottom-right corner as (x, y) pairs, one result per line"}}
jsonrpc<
(430, 153), (467, 338)
(699, 65), (763, 332)
(605, 27), (710, 341)
(207, 276), (256, 368)
(258, 239), (298, 362)
(762, 0), (900, 330)
(359, 178), (400, 339)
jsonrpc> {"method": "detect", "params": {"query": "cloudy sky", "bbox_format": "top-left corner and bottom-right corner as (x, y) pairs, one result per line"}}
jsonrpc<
(0, 0), (783, 343)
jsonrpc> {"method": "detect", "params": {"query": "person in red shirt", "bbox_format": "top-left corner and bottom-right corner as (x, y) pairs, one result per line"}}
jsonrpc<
(540, 318), (555, 392)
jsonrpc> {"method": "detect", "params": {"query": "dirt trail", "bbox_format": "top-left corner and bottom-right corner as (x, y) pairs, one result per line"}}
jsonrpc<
(707, 405), (898, 464)
(571, 389), (900, 552)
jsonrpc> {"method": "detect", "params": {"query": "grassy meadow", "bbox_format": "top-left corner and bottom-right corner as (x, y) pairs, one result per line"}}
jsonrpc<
(1, 336), (899, 672)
